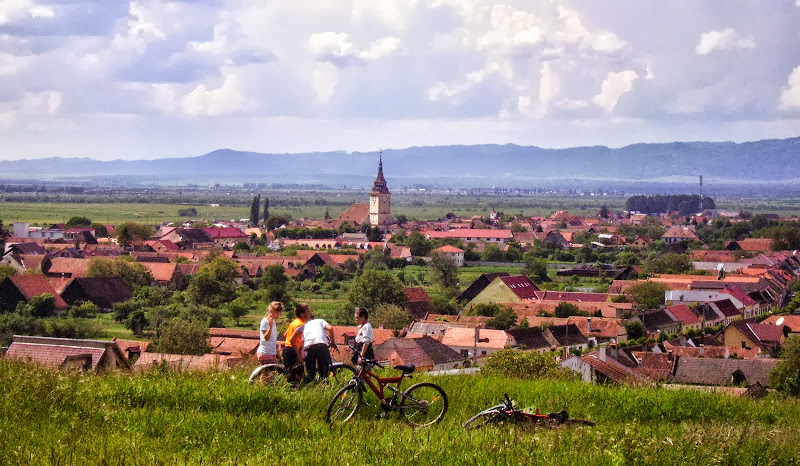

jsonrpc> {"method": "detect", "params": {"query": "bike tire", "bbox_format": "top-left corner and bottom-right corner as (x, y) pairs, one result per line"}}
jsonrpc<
(326, 383), (362, 424)
(400, 382), (448, 427)
(327, 364), (358, 387)
(248, 364), (285, 385)
(463, 408), (504, 429)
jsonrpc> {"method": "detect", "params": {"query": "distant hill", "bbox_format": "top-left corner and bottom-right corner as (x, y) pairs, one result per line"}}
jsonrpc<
(1, 137), (799, 187)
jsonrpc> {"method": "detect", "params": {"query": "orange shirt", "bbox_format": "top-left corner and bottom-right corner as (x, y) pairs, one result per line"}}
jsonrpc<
(284, 317), (305, 349)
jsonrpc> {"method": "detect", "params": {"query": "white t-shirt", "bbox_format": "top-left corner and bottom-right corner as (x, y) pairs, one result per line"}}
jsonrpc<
(301, 318), (330, 347)
(355, 321), (374, 345)
(257, 317), (278, 356)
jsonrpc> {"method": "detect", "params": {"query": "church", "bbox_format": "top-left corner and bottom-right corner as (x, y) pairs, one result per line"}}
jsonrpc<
(337, 153), (394, 228)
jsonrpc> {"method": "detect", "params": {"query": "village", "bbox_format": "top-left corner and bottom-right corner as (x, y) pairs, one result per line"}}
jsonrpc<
(1, 158), (799, 396)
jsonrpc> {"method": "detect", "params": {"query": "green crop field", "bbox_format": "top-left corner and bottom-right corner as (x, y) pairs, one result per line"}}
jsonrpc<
(2, 360), (799, 464)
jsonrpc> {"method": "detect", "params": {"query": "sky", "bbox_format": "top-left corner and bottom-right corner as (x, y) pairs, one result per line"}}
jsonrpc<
(1, 0), (800, 161)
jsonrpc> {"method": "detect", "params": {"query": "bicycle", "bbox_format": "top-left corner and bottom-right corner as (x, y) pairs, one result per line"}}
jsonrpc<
(248, 346), (357, 388)
(326, 349), (448, 427)
(463, 393), (594, 429)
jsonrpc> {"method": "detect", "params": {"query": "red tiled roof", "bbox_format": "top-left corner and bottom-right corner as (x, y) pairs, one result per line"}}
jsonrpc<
(580, 352), (652, 385)
(532, 291), (611, 303)
(499, 275), (540, 299)
(405, 287), (431, 303)
(432, 245), (464, 253)
(423, 229), (513, 240)
(47, 257), (91, 277)
(736, 238), (773, 252)
(8, 274), (69, 308)
(667, 304), (700, 325)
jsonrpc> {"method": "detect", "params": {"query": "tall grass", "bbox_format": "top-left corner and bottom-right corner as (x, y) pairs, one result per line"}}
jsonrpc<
(2, 359), (799, 464)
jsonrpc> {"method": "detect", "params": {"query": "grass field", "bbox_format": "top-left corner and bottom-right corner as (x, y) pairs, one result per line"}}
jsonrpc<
(2, 359), (799, 464)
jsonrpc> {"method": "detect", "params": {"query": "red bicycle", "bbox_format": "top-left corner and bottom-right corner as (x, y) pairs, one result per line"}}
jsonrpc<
(326, 350), (448, 427)
(463, 393), (594, 429)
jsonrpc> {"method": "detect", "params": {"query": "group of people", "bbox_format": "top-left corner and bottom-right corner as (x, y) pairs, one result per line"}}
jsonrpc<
(256, 301), (374, 384)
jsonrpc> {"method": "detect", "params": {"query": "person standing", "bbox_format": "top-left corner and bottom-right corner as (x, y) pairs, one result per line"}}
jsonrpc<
(282, 303), (311, 384)
(290, 311), (336, 383)
(256, 301), (282, 364)
(353, 307), (375, 364)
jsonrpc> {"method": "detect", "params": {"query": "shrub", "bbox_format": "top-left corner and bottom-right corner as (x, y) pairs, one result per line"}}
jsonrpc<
(482, 349), (576, 380)
(153, 319), (210, 355)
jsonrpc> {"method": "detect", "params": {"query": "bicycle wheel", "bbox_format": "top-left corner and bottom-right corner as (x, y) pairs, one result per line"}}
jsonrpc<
(463, 408), (504, 429)
(327, 364), (357, 387)
(400, 382), (448, 427)
(248, 364), (285, 385)
(326, 383), (362, 424)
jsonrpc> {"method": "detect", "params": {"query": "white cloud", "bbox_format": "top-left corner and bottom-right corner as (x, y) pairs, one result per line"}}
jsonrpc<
(593, 70), (638, 113)
(537, 62), (559, 116)
(181, 73), (250, 116)
(311, 62), (338, 103)
(308, 32), (400, 65)
(29, 6), (54, 18)
(779, 66), (800, 111)
(22, 91), (62, 116)
(695, 28), (755, 55)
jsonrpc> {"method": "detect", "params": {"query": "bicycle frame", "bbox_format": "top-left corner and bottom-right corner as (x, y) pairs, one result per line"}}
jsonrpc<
(352, 361), (408, 403)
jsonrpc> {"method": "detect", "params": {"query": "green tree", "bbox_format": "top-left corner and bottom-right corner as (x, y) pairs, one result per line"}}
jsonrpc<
(468, 303), (503, 317)
(486, 308), (517, 330)
(249, 195), (261, 226)
(69, 301), (99, 318)
(263, 197), (270, 224)
(372, 303), (412, 332)
(346, 269), (406, 311)
(626, 281), (669, 309)
(0, 264), (18, 283)
(19, 293), (57, 318)
(624, 320), (646, 340)
(429, 251), (459, 290)
(127, 310), (149, 337)
(482, 348), (575, 380)
(406, 231), (431, 257)
(65, 216), (92, 228)
(225, 297), (251, 325)
(265, 215), (289, 231)
(481, 244), (504, 262)
(185, 257), (240, 307)
(523, 253), (550, 283)
(115, 222), (154, 245)
(770, 335), (800, 396)
(152, 319), (209, 355)
(86, 256), (153, 289)
(554, 302), (588, 318)
(614, 251), (639, 266)
(0, 218), (9, 250)
(643, 252), (693, 274)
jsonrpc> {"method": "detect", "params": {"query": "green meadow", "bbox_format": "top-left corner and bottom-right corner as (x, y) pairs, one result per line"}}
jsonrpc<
(2, 359), (799, 465)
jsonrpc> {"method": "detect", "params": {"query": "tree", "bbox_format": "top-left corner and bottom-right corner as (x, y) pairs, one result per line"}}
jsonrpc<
(263, 197), (270, 224)
(115, 222), (154, 245)
(249, 195), (261, 226)
(86, 256), (153, 289)
(92, 223), (109, 238)
(486, 308), (517, 330)
(406, 231), (431, 257)
(372, 304), (412, 332)
(346, 269), (406, 311)
(599, 205), (610, 219)
(554, 302), (588, 318)
(770, 335), (800, 396)
(625, 281), (669, 309)
(185, 257), (240, 307)
(0, 218), (9, 250)
(153, 319), (209, 355)
(265, 215), (289, 231)
(643, 253), (693, 275)
(523, 253), (550, 283)
(481, 244), (504, 261)
(65, 216), (92, 228)
(429, 251), (459, 290)
(468, 303), (503, 317)
(624, 320), (645, 340)
(0, 264), (18, 282)
(20, 293), (57, 318)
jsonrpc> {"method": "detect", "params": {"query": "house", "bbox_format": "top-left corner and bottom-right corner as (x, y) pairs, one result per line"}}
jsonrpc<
(431, 245), (464, 267)
(467, 275), (540, 307)
(60, 277), (133, 310)
(0, 274), (69, 312)
(661, 225), (700, 245)
(708, 299), (744, 326)
(630, 236), (653, 250)
(670, 357), (779, 387)
(457, 272), (509, 303)
(0, 252), (50, 273)
(337, 204), (370, 227)
(632, 309), (682, 337)
(6, 335), (131, 372)
(422, 229), (513, 245)
(726, 238), (774, 252)
(133, 352), (241, 372)
(201, 226), (249, 248)
(207, 328), (260, 356)
(563, 349), (652, 385)
(761, 314), (800, 334)
(404, 287), (436, 320)
(505, 327), (553, 352)
(665, 304), (701, 332)
(44, 257), (92, 279)
(374, 335), (463, 371)
(545, 323), (590, 356)
(3, 242), (48, 256)
(541, 231), (572, 249)
(721, 321), (785, 356)
(159, 228), (215, 250)
(438, 327), (514, 360)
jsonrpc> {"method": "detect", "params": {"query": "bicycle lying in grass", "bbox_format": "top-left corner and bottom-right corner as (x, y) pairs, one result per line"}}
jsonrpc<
(326, 350), (448, 427)
(248, 350), (357, 388)
(463, 393), (594, 429)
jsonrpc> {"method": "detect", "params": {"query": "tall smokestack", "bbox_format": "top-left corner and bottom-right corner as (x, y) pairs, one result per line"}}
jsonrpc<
(699, 175), (703, 212)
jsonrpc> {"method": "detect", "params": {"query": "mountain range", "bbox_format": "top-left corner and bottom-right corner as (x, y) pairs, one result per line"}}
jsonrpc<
(1, 137), (799, 188)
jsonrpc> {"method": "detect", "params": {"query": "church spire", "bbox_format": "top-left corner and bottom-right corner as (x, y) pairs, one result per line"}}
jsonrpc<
(371, 149), (390, 194)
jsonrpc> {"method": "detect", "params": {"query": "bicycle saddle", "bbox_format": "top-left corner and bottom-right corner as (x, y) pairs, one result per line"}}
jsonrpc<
(394, 364), (415, 374)
(548, 410), (569, 422)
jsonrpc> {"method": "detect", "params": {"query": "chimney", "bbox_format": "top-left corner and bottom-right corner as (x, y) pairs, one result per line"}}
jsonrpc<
(610, 340), (618, 360)
(599, 346), (606, 362)
(587, 317), (592, 332)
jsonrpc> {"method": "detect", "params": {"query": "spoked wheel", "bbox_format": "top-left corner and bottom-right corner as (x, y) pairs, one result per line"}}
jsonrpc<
(463, 408), (504, 429)
(326, 364), (358, 387)
(326, 383), (363, 424)
(248, 364), (286, 385)
(400, 382), (448, 427)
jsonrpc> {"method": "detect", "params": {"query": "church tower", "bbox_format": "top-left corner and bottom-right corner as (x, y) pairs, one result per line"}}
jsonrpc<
(369, 151), (391, 226)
